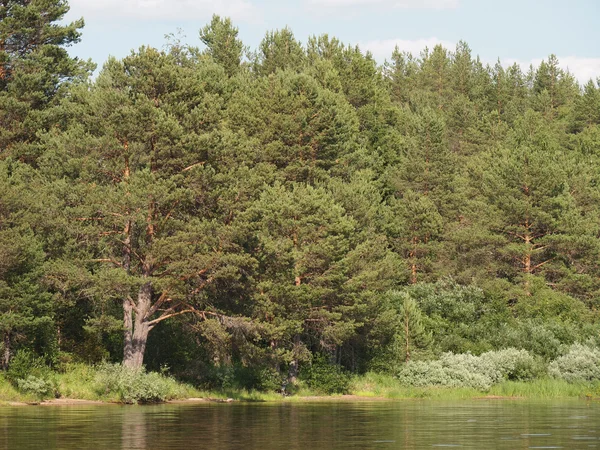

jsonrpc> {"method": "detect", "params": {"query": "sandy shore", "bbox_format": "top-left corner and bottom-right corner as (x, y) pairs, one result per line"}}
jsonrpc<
(1, 393), (559, 406)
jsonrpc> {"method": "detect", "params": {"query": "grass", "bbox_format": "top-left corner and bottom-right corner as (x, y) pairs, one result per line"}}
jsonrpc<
(0, 373), (39, 404)
(1, 366), (599, 405)
(0, 363), (205, 404)
(487, 378), (600, 399)
(350, 372), (600, 401)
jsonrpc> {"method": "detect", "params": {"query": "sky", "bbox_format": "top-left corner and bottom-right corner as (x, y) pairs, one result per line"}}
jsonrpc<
(63, 0), (600, 84)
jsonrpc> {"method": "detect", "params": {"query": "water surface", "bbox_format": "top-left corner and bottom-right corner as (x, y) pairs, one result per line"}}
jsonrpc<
(1, 400), (599, 449)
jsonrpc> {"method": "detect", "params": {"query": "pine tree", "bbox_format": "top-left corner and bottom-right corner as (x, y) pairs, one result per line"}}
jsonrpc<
(226, 69), (360, 183)
(457, 110), (598, 299)
(41, 47), (252, 368)
(199, 15), (245, 77)
(0, 160), (52, 368)
(0, 0), (92, 162)
(256, 27), (305, 76)
(385, 291), (431, 364)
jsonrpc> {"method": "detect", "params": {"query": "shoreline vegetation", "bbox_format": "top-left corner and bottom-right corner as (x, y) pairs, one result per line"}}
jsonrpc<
(3, 0), (600, 408)
(1, 365), (599, 406)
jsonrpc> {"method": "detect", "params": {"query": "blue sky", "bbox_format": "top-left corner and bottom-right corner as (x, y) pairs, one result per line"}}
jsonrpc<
(63, 0), (600, 83)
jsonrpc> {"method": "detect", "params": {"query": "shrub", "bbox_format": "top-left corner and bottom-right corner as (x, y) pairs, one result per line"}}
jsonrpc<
(6, 350), (51, 384)
(94, 363), (180, 404)
(7, 350), (58, 400)
(480, 348), (545, 381)
(17, 376), (57, 400)
(255, 367), (285, 392)
(300, 356), (351, 394)
(548, 344), (600, 383)
(396, 348), (542, 391)
(396, 358), (493, 391)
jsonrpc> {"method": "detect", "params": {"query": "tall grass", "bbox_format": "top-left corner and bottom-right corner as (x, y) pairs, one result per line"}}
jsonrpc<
(350, 372), (599, 400)
(0, 373), (38, 403)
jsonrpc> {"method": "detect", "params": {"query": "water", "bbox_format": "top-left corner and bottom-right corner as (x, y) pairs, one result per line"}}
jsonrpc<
(1, 400), (599, 449)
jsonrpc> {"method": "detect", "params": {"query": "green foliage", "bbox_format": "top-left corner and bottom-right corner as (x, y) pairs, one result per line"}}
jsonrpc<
(93, 363), (182, 404)
(6, 350), (58, 400)
(200, 15), (244, 76)
(548, 344), (600, 383)
(300, 356), (351, 394)
(16, 376), (57, 400)
(2, 8), (600, 396)
(6, 350), (52, 384)
(396, 349), (542, 391)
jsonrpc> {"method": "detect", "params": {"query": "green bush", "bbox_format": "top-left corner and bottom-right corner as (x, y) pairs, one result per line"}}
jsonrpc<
(7, 350), (58, 400)
(397, 354), (494, 390)
(6, 350), (51, 383)
(94, 363), (180, 404)
(396, 348), (543, 391)
(548, 344), (600, 383)
(300, 356), (351, 394)
(480, 348), (545, 381)
(255, 367), (285, 392)
(17, 376), (57, 400)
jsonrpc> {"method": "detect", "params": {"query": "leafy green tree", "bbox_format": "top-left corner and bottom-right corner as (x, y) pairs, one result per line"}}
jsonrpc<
(256, 27), (305, 76)
(384, 108), (455, 282)
(385, 46), (419, 105)
(0, 0), (92, 162)
(373, 291), (431, 369)
(531, 55), (579, 119)
(199, 15), (245, 77)
(41, 47), (251, 368)
(0, 160), (52, 369)
(570, 79), (600, 131)
(246, 183), (355, 378)
(226, 69), (360, 183)
(458, 110), (598, 298)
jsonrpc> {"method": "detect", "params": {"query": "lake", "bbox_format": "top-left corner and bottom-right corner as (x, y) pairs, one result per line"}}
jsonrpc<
(1, 400), (599, 449)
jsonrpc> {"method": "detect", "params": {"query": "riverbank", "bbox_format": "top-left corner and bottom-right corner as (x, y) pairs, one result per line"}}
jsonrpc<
(1, 366), (599, 406)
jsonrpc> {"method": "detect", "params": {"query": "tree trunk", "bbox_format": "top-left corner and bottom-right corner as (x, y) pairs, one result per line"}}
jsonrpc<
(123, 282), (153, 369)
(523, 229), (532, 297)
(1, 332), (10, 370)
(123, 297), (133, 364)
(287, 334), (301, 385)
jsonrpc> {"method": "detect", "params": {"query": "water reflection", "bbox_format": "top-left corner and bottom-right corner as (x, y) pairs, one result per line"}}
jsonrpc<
(122, 407), (146, 449)
(0, 400), (598, 449)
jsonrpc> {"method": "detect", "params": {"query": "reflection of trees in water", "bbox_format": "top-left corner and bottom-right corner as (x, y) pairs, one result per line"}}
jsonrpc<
(121, 407), (147, 450)
(1, 402), (597, 449)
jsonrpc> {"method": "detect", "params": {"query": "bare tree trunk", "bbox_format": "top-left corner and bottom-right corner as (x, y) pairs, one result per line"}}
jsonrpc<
(1, 332), (10, 370)
(123, 298), (133, 364)
(122, 218), (133, 363)
(124, 282), (153, 369)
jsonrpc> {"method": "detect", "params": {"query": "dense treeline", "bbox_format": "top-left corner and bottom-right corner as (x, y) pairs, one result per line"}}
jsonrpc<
(1, 1), (600, 392)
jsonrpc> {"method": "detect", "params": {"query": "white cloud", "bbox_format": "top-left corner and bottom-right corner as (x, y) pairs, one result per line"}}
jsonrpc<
(68, 0), (259, 23)
(361, 37), (455, 61)
(304, 0), (458, 17)
(500, 56), (600, 85)
(307, 0), (458, 8)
